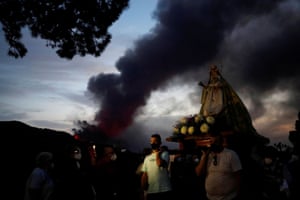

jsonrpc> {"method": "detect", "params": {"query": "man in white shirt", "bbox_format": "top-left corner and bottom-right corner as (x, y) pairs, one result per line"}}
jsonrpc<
(141, 133), (173, 200)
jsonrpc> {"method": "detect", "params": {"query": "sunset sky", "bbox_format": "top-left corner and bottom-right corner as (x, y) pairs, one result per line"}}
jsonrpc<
(1, 0), (299, 151)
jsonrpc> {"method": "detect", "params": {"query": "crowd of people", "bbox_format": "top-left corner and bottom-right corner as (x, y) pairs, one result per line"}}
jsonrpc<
(24, 132), (300, 200)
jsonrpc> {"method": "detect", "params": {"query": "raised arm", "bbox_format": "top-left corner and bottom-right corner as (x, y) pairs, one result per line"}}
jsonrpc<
(195, 149), (210, 176)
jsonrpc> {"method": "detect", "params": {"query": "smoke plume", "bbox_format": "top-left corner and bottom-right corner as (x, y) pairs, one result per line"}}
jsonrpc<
(88, 0), (300, 137)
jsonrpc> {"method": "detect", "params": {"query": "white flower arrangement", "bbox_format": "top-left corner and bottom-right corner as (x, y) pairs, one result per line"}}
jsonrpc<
(200, 123), (209, 133)
(206, 116), (215, 124)
(188, 126), (195, 135)
(173, 114), (216, 136)
(180, 126), (187, 134)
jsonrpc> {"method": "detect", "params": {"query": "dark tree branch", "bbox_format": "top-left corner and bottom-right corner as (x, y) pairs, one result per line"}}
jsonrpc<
(0, 0), (129, 59)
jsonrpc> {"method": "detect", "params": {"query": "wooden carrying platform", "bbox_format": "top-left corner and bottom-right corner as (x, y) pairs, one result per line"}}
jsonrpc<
(166, 130), (233, 150)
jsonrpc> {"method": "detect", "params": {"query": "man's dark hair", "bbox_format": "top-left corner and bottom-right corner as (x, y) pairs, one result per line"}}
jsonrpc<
(151, 133), (162, 143)
(35, 152), (53, 168)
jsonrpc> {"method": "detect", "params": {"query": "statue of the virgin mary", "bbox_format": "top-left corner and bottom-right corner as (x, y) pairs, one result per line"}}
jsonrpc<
(199, 64), (269, 144)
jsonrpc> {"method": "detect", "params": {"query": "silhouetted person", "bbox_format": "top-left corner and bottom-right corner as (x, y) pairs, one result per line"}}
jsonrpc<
(55, 144), (95, 200)
(91, 144), (123, 200)
(287, 152), (300, 200)
(24, 152), (55, 200)
(260, 145), (291, 200)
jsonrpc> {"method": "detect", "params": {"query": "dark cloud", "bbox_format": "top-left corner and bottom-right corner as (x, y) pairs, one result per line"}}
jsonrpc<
(113, 116), (180, 152)
(88, 0), (300, 137)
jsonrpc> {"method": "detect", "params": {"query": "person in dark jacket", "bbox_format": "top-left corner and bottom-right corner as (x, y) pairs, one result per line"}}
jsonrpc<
(55, 144), (95, 200)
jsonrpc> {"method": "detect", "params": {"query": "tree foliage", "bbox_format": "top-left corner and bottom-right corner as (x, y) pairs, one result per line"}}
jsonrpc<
(72, 120), (109, 142)
(0, 0), (129, 59)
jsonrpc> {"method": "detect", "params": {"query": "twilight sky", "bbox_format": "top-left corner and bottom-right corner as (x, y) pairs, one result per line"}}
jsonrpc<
(1, 0), (299, 152)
